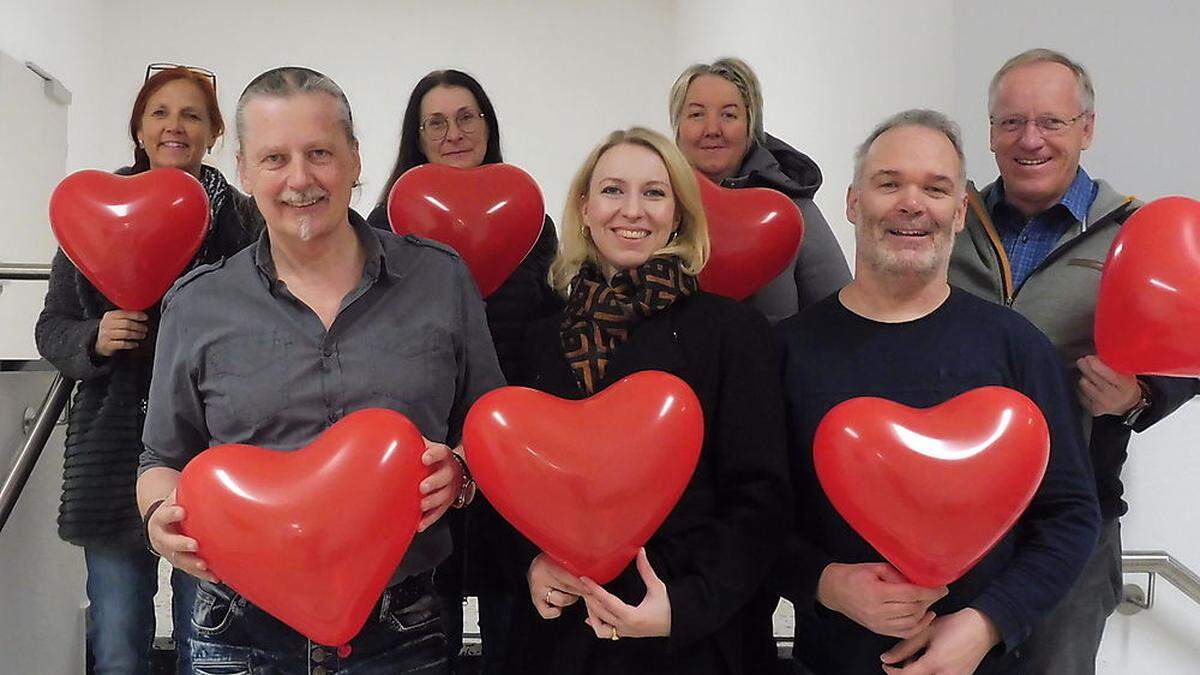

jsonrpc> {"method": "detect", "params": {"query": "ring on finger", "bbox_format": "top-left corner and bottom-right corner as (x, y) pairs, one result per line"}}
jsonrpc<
(609, 625), (619, 641)
(544, 589), (553, 606)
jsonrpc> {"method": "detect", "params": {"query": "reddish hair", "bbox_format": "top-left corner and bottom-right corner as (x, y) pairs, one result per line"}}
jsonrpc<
(129, 67), (224, 173)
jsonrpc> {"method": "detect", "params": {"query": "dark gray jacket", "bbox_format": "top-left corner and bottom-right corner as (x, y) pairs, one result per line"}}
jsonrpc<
(720, 134), (851, 324)
(949, 177), (1198, 518)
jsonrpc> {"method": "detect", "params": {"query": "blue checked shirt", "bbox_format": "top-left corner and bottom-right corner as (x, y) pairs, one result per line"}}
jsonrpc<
(986, 168), (1098, 290)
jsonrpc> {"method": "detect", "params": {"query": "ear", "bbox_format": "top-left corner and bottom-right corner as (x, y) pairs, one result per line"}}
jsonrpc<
(952, 191), (967, 234)
(845, 184), (860, 226)
(236, 152), (253, 193)
(1080, 112), (1095, 151)
(350, 140), (363, 186)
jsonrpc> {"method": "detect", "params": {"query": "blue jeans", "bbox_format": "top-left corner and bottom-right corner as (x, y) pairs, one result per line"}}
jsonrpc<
(187, 573), (448, 674)
(85, 542), (199, 674)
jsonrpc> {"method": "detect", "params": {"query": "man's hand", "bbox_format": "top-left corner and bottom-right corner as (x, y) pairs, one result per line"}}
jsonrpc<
(94, 310), (148, 357)
(817, 562), (946, 638)
(527, 553), (584, 620)
(417, 439), (462, 532)
(881, 607), (1001, 674)
(1077, 355), (1144, 417)
(146, 490), (219, 583)
(580, 548), (672, 639)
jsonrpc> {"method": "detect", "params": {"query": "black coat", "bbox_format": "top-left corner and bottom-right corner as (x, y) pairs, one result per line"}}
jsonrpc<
(35, 175), (260, 547)
(502, 291), (791, 675)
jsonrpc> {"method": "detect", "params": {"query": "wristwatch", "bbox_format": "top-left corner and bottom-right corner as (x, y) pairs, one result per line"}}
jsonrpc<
(142, 498), (166, 556)
(1122, 380), (1152, 427)
(448, 452), (476, 509)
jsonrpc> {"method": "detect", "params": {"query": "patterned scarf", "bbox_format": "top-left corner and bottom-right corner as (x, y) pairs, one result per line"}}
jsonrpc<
(189, 164), (231, 270)
(561, 255), (697, 394)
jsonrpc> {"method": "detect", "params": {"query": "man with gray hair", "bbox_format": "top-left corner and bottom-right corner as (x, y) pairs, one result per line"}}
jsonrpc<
(775, 109), (1099, 673)
(137, 67), (503, 673)
(949, 48), (1197, 673)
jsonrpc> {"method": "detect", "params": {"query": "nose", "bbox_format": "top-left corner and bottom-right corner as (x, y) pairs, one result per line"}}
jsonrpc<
(444, 119), (466, 143)
(701, 113), (721, 138)
(896, 185), (925, 216)
(285, 155), (314, 190)
(1016, 120), (1044, 150)
(620, 193), (643, 220)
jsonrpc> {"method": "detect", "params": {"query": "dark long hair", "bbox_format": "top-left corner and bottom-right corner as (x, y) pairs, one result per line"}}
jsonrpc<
(129, 67), (224, 174)
(376, 69), (503, 207)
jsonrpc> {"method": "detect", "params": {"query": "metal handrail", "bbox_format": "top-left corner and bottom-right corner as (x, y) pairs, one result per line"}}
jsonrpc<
(0, 263), (51, 281)
(1119, 550), (1200, 614)
(0, 373), (72, 534)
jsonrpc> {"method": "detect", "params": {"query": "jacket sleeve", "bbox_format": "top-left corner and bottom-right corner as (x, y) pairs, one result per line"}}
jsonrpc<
(970, 329), (1101, 651)
(657, 306), (793, 651)
(793, 199), (851, 310)
(35, 249), (110, 381)
(1129, 375), (1199, 432)
(446, 260), (506, 447)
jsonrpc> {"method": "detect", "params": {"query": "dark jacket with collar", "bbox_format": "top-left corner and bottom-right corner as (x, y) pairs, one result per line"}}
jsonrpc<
(720, 134), (851, 324)
(949, 177), (1198, 518)
(35, 168), (260, 546)
(502, 291), (791, 675)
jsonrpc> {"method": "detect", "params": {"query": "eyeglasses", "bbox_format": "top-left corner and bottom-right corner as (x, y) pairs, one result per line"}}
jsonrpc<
(989, 111), (1090, 136)
(419, 110), (486, 142)
(144, 62), (217, 94)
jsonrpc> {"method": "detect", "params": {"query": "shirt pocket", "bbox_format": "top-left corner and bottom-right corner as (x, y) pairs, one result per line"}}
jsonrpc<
(204, 332), (295, 438)
(362, 324), (458, 422)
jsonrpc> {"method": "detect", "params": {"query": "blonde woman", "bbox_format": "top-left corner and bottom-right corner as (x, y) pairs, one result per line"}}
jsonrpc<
(502, 127), (790, 674)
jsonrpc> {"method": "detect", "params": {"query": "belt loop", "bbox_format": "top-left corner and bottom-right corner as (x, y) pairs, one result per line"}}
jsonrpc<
(377, 584), (391, 621)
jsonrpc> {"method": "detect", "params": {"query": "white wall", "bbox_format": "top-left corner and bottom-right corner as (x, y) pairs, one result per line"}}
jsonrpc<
(952, 3), (1200, 672)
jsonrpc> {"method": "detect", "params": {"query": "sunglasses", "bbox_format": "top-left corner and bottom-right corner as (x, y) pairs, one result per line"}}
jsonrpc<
(144, 62), (217, 94)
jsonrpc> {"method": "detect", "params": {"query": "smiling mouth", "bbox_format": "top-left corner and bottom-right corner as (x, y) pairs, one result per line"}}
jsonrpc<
(887, 228), (930, 238)
(1015, 157), (1051, 166)
(284, 196), (326, 209)
(614, 228), (650, 240)
(159, 141), (189, 150)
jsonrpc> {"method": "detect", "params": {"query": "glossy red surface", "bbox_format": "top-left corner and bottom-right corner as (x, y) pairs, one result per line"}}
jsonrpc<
(1095, 196), (1200, 376)
(387, 163), (544, 297)
(176, 408), (426, 646)
(463, 371), (704, 583)
(694, 170), (804, 300)
(49, 168), (209, 310)
(813, 386), (1050, 587)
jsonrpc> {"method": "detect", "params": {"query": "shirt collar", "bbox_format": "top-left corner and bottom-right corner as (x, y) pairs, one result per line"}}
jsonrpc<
(252, 209), (388, 286)
(987, 167), (1097, 229)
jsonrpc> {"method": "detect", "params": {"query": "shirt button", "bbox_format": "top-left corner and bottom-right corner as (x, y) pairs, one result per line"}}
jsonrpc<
(323, 348), (333, 358)
(328, 411), (338, 423)
(311, 647), (326, 662)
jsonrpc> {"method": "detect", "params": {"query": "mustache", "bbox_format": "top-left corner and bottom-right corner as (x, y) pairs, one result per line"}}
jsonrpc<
(279, 188), (328, 206)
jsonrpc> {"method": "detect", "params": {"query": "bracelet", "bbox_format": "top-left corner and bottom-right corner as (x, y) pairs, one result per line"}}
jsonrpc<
(142, 499), (166, 557)
(448, 452), (476, 509)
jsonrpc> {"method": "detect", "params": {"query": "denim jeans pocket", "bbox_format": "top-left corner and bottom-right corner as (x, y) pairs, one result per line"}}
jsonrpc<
(192, 582), (243, 639)
(381, 592), (443, 635)
(192, 661), (252, 675)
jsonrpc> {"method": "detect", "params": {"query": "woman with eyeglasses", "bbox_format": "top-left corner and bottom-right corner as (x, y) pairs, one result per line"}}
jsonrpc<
(502, 127), (789, 675)
(35, 64), (260, 675)
(368, 69), (560, 673)
(669, 58), (851, 325)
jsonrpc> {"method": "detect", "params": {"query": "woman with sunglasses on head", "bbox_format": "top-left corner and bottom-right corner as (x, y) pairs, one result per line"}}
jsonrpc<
(669, 58), (851, 325)
(503, 127), (789, 675)
(368, 69), (560, 673)
(35, 64), (260, 675)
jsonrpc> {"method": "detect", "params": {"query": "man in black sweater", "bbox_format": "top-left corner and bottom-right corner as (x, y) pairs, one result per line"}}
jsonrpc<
(776, 109), (1100, 674)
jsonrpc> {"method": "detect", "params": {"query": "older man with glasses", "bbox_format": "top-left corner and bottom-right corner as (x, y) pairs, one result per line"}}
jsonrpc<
(949, 48), (1199, 674)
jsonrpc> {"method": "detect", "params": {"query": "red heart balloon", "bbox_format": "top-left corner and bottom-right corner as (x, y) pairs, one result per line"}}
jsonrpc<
(387, 163), (544, 297)
(813, 387), (1049, 587)
(49, 168), (210, 310)
(1095, 196), (1200, 376)
(463, 371), (704, 583)
(176, 408), (427, 646)
(694, 170), (805, 300)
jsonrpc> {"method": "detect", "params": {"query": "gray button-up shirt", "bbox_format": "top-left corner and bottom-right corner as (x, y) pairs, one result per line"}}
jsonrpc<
(140, 210), (505, 580)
